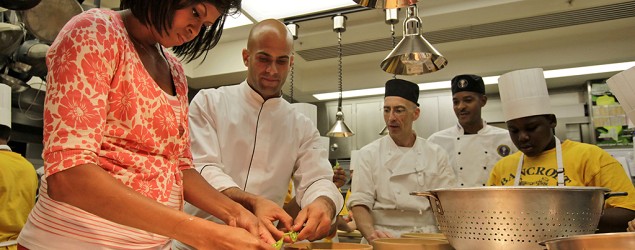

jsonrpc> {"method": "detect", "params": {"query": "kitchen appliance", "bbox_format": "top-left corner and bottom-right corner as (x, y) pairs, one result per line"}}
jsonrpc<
(19, 0), (83, 44)
(540, 232), (635, 250)
(14, 39), (49, 78)
(410, 186), (625, 250)
(0, 23), (24, 56)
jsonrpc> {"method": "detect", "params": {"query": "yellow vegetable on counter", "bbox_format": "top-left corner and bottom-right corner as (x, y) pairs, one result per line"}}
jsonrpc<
(272, 231), (299, 250)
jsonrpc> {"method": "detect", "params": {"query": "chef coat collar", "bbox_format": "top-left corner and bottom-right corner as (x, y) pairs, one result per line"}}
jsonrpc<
(384, 131), (423, 153)
(382, 134), (427, 174)
(0, 145), (11, 151)
(454, 119), (489, 135)
(240, 80), (284, 106)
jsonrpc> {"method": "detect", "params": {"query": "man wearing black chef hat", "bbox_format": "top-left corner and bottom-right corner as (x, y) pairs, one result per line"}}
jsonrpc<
(429, 74), (516, 187)
(487, 68), (635, 233)
(348, 79), (458, 243)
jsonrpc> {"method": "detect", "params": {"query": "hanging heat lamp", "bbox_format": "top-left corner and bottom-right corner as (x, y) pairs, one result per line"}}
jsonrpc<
(379, 8), (399, 136)
(353, 0), (417, 9)
(380, 4), (447, 75)
(326, 14), (354, 138)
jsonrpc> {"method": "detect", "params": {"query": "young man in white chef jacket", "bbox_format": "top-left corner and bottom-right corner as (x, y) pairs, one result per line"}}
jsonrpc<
(348, 79), (458, 243)
(487, 68), (635, 233)
(173, 19), (343, 249)
(428, 74), (516, 187)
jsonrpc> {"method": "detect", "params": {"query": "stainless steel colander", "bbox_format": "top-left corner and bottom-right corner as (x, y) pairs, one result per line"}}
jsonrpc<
(410, 186), (625, 250)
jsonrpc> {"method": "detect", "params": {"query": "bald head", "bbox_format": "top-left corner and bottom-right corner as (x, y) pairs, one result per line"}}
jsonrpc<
(247, 19), (294, 51)
(242, 19), (295, 100)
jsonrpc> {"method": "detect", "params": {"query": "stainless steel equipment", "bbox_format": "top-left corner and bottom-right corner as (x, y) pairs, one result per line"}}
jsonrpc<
(410, 187), (625, 250)
(540, 232), (635, 250)
(19, 0), (83, 43)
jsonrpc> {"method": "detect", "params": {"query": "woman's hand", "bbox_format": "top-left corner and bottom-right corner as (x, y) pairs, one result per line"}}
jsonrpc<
(224, 203), (277, 245)
(628, 219), (635, 232)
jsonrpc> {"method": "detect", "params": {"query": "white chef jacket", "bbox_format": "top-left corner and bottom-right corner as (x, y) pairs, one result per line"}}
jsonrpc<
(184, 81), (343, 222)
(428, 121), (516, 187)
(347, 135), (458, 237)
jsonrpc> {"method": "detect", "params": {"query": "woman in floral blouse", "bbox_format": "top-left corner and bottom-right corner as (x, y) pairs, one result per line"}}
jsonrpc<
(17, 0), (274, 249)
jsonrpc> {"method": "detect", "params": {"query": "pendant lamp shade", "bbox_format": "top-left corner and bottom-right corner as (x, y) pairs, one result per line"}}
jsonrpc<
(327, 110), (354, 137)
(354, 0), (417, 9)
(381, 5), (447, 75)
(327, 15), (354, 138)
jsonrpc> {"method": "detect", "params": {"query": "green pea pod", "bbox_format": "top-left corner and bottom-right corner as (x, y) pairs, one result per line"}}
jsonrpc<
(272, 230), (299, 249)
(272, 238), (284, 250)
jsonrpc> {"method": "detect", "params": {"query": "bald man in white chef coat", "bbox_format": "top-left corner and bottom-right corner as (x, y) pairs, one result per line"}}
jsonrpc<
(173, 19), (343, 249)
(428, 74), (516, 187)
(348, 79), (458, 243)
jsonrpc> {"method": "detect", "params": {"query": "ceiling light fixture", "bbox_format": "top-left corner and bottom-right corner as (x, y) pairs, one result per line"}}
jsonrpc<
(314, 61), (635, 101)
(380, 4), (447, 75)
(380, 8), (399, 136)
(326, 14), (354, 138)
(286, 22), (299, 103)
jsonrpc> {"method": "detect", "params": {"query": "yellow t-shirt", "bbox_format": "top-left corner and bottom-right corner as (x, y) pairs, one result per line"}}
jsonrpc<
(339, 189), (351, 216)
(487, 140), (635, 210)
(0, 151), (38, 250)
(284, 181), (294, 205)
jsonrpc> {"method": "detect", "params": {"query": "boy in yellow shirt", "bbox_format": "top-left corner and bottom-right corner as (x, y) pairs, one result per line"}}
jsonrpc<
(487, 68), (635, 233)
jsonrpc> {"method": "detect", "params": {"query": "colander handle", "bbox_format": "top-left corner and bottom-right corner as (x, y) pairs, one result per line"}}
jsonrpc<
(409, 191), (444, 215)
(604, 192), (628, 199)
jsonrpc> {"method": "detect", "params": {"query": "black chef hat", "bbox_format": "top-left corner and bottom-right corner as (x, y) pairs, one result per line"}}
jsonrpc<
(385, 79), (420, 106)
(451, 74), (485, 95)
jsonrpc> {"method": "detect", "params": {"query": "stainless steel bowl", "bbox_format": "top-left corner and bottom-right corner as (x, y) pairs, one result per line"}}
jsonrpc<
(411, 186), (624, 250)
(540, 232), (635, 250)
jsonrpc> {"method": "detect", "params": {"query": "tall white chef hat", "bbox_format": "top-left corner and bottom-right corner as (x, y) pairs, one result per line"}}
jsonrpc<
(498, 68), (553, 121)
(0, 84), (11, 128)
(606, 66), (635, 124)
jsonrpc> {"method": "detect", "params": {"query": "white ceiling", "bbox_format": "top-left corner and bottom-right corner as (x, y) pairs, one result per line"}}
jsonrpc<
(85, 0), (635, 103)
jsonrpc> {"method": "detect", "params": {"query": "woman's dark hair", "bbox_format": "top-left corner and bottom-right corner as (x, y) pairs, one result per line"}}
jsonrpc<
(120, 0), (241, 63)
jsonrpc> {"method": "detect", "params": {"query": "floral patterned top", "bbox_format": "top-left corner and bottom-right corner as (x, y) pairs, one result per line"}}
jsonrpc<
(42, 8), (192, 202)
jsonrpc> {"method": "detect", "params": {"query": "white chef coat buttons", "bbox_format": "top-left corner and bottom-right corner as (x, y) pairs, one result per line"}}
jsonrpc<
(457, 137), (460, 140)
(459, 167), (463, 170)
(483, 166), (487, 170)
(458, 152), (461, 155)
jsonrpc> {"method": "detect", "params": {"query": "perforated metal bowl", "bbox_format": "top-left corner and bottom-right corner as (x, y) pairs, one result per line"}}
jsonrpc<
(410, 187), (624, 250)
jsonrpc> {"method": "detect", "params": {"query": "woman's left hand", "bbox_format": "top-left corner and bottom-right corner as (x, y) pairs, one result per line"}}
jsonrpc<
(225, 203), (276, 245)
